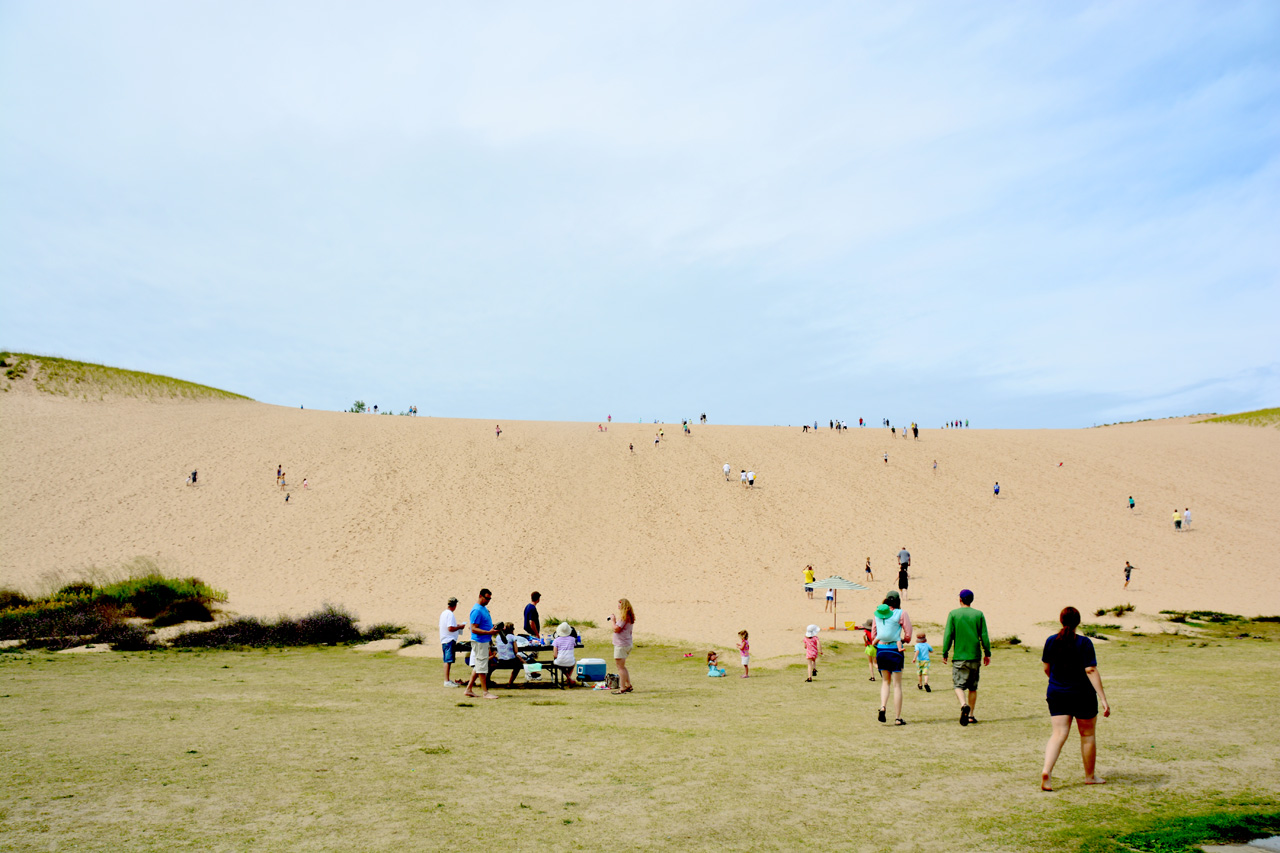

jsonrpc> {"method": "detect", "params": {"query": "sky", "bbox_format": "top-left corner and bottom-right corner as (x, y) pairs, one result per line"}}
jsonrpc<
(1, 2), (1277, 428)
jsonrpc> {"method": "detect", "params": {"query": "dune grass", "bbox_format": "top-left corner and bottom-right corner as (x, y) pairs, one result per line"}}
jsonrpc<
(0, 352), (249, 400)
(1, 628), (1277, 851)
(0, 563), (228, 650)
(1199, 407), (1280, 428)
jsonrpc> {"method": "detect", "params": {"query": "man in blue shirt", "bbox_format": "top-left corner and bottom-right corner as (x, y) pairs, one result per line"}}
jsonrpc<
(465, 589), (498, 699)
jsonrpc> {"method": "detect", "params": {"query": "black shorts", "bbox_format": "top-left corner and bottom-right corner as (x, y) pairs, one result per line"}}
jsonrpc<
(1047, 688), (1098, 720)
(875, 648), (904, 673)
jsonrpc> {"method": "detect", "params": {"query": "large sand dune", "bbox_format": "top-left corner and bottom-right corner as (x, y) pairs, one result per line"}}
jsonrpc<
(3, 390), (1278, 660)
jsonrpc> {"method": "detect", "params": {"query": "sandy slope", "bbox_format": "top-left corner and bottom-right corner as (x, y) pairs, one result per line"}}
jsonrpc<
(2, 392), (1277, 661)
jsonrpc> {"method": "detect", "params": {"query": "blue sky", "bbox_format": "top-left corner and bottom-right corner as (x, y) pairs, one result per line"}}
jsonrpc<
(1, 2), (1276, 427)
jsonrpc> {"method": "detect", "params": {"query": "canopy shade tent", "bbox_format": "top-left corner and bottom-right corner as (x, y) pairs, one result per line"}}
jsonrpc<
(809, 576), (869, 629)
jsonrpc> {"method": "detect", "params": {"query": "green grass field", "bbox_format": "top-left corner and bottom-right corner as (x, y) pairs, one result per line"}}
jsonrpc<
(0, 352), (249, 400)
(2, 625), (1278, 852)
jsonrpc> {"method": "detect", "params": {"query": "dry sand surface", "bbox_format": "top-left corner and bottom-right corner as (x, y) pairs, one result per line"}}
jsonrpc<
(3, 390), (1278, 660)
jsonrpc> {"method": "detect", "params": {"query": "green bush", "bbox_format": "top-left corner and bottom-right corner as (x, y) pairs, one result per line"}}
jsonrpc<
(0, 599), (117, 641)
(0, 588), (32, 611)
(151, 598), (215, 627)
(55, 582), (95, 600)
(95, 574), (225, 618)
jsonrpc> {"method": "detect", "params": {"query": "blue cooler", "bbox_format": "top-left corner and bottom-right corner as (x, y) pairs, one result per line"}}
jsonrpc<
(576, 658), (606, 682)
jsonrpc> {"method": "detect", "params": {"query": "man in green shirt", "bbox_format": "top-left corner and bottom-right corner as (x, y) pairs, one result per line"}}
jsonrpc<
(942, 589), (991, 727)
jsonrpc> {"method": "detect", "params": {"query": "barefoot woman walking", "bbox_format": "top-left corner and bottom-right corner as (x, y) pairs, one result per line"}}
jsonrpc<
(1041, 606), (1111, 790)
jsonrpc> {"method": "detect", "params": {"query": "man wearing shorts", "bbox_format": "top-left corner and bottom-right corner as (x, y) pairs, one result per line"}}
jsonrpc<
(465, 588), (498, 699)
(439, 596), (465, 687)
(942, 589), (991, 727)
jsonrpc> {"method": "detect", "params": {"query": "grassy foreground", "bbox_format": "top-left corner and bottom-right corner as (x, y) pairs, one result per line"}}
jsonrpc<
(1, 632), (1278, 852)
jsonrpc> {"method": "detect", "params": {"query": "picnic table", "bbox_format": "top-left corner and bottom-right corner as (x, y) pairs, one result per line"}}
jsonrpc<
(455, 636), (584, 688)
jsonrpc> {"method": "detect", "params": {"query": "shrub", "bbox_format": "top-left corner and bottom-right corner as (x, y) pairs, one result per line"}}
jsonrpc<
(95, 574), (225, 618)
(0, 599), (118, 641)
(169, 616), (272, 648)
(151, 598), (215, 627)
(55, 582), (96, 600)
(360, 623), (407, 642)
(0, 588), (32, 611)
(169, 605), (363, 648)
(294, 605), (362, 645)
(97, 622), (157, 651)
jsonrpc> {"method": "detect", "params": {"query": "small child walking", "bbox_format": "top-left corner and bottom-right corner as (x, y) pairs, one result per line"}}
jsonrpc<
(707, 651), (725, 677)
(911, 631), (933, 692)
(804, 625), (822, 682)
(862, 619), (877, 681)
(737, 630), (750, 678)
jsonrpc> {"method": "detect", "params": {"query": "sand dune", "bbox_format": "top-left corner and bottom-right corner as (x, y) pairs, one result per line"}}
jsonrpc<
(2, 390), (1278, 661)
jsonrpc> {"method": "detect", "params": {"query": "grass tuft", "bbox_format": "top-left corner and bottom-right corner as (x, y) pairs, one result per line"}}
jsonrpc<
(1160, 610), (1244, 624)
(359, 623), (408, 642)
(544, 616), (598, 629)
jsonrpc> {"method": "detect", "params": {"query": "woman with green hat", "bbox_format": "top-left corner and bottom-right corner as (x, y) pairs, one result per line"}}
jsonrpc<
(871, 599), (909, 725)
